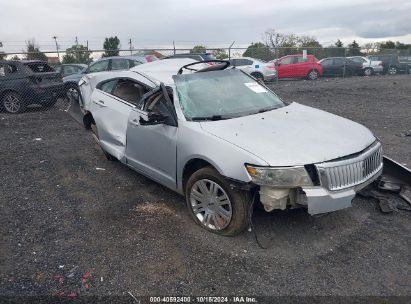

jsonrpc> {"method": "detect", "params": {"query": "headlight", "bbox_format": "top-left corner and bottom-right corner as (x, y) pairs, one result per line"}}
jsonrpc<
(245, 165), (313, 187)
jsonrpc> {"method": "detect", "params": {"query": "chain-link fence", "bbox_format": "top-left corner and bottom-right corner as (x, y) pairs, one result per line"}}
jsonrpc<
(0, 47), (410, 114)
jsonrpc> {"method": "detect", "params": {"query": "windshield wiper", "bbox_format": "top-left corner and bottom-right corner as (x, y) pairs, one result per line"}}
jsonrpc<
(191, 115), (229, 121)
(255, 106), (279, 114)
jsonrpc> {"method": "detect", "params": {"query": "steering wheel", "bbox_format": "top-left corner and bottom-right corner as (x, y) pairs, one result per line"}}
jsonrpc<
(177, 60), (230, 75)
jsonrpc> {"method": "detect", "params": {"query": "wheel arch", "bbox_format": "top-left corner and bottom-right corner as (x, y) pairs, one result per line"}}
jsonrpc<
(182, 158), (222, 193)
(83, 110), (95, 130)
(250, 71), (264, 79)
(0, 89), (20, 100)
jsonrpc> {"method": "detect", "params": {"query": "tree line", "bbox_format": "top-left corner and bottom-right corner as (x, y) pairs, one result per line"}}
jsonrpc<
(1, 30), (410, 63)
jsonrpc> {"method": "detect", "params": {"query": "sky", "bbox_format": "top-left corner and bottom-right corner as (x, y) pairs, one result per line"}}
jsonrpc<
(0, 0), (410, 53)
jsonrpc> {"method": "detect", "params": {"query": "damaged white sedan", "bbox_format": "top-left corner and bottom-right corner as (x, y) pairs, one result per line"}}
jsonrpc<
(78, 58), (383, 236)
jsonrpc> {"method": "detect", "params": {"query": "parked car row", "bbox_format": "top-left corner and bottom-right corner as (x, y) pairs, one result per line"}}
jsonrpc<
(0, 60), (64, 113)
(75, 58), (383, 236)
(166, 53), (411, 80)
(1, 51), (409, 114)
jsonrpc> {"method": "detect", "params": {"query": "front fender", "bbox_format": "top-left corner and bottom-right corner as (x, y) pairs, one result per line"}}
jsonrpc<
(176, 122), (268, 193)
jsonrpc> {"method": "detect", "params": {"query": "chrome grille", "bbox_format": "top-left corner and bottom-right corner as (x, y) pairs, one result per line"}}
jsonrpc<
(316, 142), (383, 191)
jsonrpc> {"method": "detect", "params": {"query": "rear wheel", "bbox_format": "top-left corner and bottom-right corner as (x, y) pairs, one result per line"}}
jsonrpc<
(185, 167), (250, 236)
(2, 92), (26, 114)
(66, 83), (80, 101)
(307, 69), (319, 80)
(363, 67), (373, 76)
(251, 72), (264, 81)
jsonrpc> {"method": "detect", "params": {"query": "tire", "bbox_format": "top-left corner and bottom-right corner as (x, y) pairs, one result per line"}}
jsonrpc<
(2, 92), (26, 114)
(307, 69), (319, 80)
(185, 166), (250, 236)
(90, 123), (116, 161)
(363, 67), (373, 76)
(251, 72), (264, 81)
(66, 83), (80, 101)
(387, 66), (397, 75)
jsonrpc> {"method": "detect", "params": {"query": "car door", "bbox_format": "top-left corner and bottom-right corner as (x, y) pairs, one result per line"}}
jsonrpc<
(276, 56), (295, 78)
(90, 78), (150, 160)
(294, 56), (308, 77)
(332, 58), (346, 76)
(126, 86), (178, 189)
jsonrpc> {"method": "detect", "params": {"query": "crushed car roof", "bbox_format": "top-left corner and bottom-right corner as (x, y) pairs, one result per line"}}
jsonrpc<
(131, 58), (201, 85)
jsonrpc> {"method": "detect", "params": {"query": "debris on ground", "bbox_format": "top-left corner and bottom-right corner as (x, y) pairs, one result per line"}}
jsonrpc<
(95, 167), (106, 171)
(81, 272), (92, 289)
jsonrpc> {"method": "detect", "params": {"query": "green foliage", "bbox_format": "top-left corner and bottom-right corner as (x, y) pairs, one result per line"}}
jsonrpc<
(379, 40), (395, 49)
(243, 42), (274, 61)
(347, 40), (362, 56)
(103, 36), (120, 57)
(335, 39), (343, 47)
(0, 52), (6, 60)
(24, 39), (48, 61)
(190, 45), (207, 53)
(62, 45), (92, 64)
(11, 55), (20, 60)
(212, 49), (228, 59)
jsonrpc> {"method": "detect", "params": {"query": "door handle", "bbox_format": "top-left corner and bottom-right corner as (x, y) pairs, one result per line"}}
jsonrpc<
(93, 100), (107, 107)
(129, 119), (139, 126)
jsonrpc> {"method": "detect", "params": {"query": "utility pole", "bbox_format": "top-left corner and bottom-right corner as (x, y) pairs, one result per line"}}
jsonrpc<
(75, 36), (79, 62)
(129, 38), (133, 55)
(52, 36), (60, 62)
(228, 41), (235, 60)
(173, 41), (176, 55)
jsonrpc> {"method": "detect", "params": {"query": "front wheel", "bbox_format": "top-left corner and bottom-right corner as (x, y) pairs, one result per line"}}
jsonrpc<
(185, 167), (250, 236)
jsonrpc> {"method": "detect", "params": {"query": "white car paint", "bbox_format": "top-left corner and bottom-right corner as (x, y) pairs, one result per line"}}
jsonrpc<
(348, 56), (383, 74)
(229, 57), (277, 81)
(79, 58), (382, 224)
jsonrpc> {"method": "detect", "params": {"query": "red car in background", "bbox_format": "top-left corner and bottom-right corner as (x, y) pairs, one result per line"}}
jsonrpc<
(274, 54), (323, 80)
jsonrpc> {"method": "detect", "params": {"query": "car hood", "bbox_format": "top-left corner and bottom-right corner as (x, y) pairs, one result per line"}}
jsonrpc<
(199, 103), (376, 166)
(63, 73), (83, 83)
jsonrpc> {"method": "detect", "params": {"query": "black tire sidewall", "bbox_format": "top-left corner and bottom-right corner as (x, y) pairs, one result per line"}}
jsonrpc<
(185, 167), (250, 236)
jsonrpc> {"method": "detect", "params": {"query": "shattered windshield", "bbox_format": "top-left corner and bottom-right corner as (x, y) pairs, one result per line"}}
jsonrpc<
(173, 69), (285, 121)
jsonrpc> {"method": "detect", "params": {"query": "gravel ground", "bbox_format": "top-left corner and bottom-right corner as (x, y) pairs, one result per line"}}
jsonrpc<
(0, 75), (410, 302)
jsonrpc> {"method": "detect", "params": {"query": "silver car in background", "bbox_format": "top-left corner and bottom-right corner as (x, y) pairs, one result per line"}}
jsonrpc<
(79, 59), (382, 236)
(348, 56), (384, 76)
(229, 57), (277, 81)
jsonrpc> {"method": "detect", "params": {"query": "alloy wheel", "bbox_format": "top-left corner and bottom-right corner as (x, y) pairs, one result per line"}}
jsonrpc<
(3, 94), (21, 113)
(190, 179), (232, 230)
(67, 87), (79, 100)
(388, 67), (397, 75)
(308, 70), (318, 80)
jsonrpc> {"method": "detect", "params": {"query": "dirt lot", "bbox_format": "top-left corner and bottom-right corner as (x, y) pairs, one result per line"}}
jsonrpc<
(0, 75), (410, 302)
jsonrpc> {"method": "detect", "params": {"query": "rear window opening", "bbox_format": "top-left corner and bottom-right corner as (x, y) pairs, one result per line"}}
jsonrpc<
(25, 62), (54, 73)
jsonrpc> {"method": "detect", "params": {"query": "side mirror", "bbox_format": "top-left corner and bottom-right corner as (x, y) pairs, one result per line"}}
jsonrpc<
(139, 112), (168, 126)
